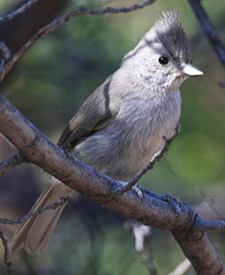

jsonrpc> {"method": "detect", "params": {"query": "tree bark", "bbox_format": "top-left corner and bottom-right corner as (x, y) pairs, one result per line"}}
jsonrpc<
(0, 94), (224, 275)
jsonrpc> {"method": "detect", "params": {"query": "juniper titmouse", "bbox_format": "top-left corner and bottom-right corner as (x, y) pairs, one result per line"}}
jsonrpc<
(9, 11), (203, 255)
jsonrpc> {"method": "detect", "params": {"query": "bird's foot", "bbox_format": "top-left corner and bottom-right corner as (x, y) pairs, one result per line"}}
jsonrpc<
(160, 193), (182, 215)
(132, 184), (143, 199)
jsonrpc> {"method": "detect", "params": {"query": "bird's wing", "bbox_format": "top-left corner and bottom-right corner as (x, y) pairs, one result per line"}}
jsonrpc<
(57, 77), (119, 148)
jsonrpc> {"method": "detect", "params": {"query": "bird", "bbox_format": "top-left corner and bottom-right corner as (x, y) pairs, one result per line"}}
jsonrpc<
(9, 11), (203, 255)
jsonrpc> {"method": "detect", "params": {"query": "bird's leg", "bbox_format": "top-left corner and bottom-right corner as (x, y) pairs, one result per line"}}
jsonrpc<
(132, 183), (144, 199)
(117, 181), (143, 198)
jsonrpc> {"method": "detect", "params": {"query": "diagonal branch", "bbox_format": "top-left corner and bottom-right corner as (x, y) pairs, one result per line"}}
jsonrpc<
(0, 0), (39, 23)
(168, 258), (191, 275)
(0, 93), (224, 274)
(0, 0), (156, 83)
(0, 151), (25, 175)
(0, 230), (12, 274)
(114, 125), (180, 195)
(0, 196), (69, 225)
(188, 0), (225, 70)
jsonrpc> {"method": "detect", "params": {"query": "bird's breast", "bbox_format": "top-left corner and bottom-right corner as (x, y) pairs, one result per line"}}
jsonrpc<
(74, 91), (181, 181)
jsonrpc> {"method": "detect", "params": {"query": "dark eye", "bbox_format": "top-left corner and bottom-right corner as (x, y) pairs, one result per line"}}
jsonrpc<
(158, 56), (169, 65)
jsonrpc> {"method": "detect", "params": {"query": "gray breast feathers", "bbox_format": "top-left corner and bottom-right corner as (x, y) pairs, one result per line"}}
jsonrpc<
(73, 90), (181, 181)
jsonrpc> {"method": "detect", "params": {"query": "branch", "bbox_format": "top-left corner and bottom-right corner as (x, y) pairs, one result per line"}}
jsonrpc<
(0, 151), (25, 175)
(188, 0), (225, 71)
(114, 125), (180, 195)
(143, 233), (158, 275)
(0, 94), (224, 274)
(0, 42), (11, 60)
(125, 220), (157, 275)
(0, 0), (39, 23)
(0, 196), (69, 225)
(0, 230), (12, 274)
(168, 258), (191, 275)
(197, 219), (225, 233)
(0, 0), (156, 83)
(0, 41), (11, 72)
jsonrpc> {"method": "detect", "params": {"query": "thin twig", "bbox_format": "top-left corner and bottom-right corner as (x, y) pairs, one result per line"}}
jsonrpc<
(0, 0), (39, 23)
(0, 0), (156, 83)
(114, 124), (181, 195)
(0, 230), (12, 274)
(0, 42), (11, 72)
(197, 219), (225, 233)
(143, 233), (158, 275)
(0, 196), (69, 225)
(124, 220), (157, 275)
(0, 151), (25, 175)
(0, 42), (11, 60)
(168, 258), (192, 275)
(188, 0), (225, 70)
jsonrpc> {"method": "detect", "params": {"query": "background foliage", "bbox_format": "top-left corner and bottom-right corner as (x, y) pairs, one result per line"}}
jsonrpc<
(0, 0), (225, 274)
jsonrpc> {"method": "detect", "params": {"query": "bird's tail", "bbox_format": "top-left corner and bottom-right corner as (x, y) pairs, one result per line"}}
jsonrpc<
(9, 179), (74, 256)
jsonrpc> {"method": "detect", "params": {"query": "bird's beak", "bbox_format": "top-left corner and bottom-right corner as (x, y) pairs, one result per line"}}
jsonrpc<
(181, 63), (203, 76)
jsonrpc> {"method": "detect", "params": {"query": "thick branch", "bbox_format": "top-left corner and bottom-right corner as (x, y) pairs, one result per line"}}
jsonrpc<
(0, 95), (224, 274)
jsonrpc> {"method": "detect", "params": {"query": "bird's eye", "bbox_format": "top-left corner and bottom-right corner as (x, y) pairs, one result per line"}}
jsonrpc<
(158, 56), (169, 65)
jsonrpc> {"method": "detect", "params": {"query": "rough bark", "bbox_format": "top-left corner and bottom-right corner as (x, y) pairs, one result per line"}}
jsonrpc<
(0, 94), (224, 275)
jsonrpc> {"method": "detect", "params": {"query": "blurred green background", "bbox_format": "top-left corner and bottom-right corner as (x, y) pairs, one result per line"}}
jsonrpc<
(0, 0), (225, 274)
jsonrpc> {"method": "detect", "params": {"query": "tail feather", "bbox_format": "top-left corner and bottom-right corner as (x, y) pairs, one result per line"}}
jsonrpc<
(9, 180), (74, 256)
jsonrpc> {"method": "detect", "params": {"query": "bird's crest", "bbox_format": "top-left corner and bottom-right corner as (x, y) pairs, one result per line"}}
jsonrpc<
(148, 11), (192, 62)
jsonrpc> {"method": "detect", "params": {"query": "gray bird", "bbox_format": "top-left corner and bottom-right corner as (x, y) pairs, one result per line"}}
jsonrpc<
(9, 11), (203, 255)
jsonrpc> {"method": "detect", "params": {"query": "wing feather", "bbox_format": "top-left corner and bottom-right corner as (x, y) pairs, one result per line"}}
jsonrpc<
(58, 76), (118, 149)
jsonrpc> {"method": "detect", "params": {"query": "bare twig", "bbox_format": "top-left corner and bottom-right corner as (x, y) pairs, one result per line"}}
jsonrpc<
(143, 231), (158, 275)
(168, 258), (192, 275)
(114, 124), (181, 195)
(0, 230), (12, 274)
(124, 220), (150, 251)
(125, 220), (157, 275)
(0, 0), (39, 23)
(0, 0), (156, 83)
(0, 196), (69, 225)
(197, 219), (225, 233)
(0, 41), (11, 72)
(0, 42), (11, 60)
(71, 0), (157, 15)
(188, 0), (225, 70)
(0, 151), (25, 175)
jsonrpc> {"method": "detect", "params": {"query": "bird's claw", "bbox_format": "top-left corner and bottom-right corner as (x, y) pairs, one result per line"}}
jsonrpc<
(132, 184), (143, 199)
(160, 194), (182, 215)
